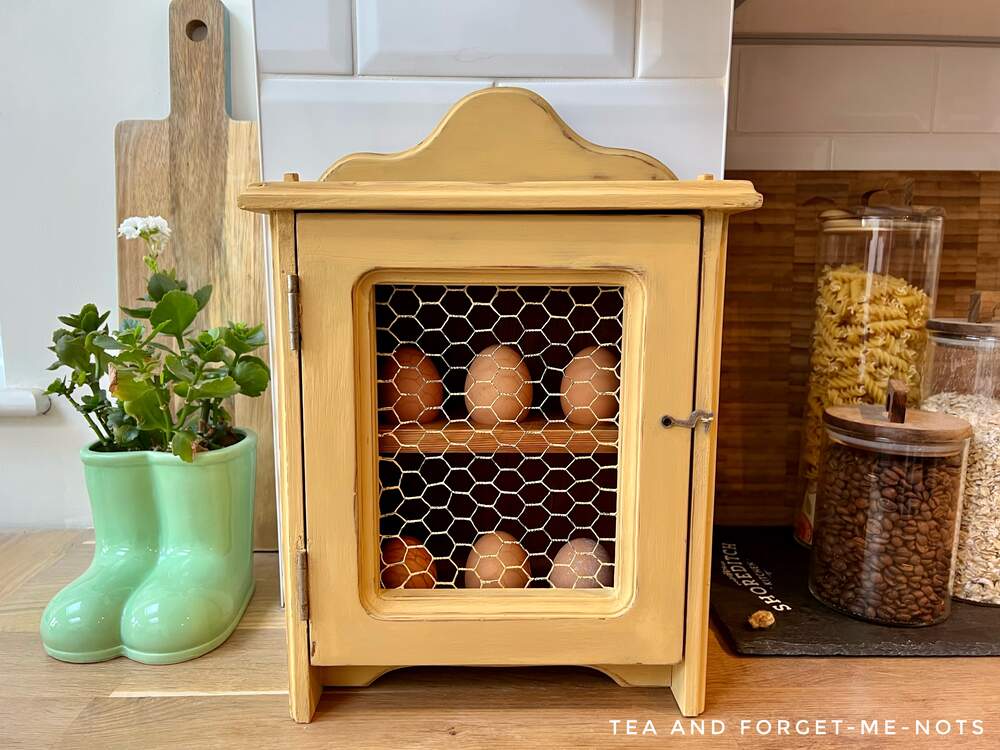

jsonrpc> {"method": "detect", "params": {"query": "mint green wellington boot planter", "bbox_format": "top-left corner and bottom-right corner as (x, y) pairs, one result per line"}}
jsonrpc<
(41, 430), (256, 665)
(40, 450), (159, 663)
(120, 430), (257, 664)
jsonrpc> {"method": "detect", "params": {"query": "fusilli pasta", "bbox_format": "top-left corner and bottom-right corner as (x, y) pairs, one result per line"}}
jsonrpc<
(800, 264), (930, 479)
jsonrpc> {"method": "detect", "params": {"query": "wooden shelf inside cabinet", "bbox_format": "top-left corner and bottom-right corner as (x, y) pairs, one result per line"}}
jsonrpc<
(378, 418), (619, 454)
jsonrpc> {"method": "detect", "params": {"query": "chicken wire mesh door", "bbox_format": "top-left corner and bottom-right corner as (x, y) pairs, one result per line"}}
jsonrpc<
(373, 281), (625, 592)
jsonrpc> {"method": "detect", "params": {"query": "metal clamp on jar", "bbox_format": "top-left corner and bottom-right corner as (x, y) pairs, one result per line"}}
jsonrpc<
(809, 380), (972, 626)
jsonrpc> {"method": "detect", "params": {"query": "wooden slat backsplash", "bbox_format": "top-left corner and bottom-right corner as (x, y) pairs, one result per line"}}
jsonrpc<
(716, 171), (996, 525)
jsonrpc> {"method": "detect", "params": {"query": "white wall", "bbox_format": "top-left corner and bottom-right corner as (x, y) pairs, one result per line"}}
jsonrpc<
(255, 0), (734, 181)
(0, 0), (257, 528)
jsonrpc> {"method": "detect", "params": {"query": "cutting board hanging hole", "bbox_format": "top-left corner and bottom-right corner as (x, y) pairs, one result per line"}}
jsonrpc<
(186, 19), (208, 41)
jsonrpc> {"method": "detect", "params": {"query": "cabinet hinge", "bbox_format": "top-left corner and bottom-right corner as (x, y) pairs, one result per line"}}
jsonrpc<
(295, 546), (309, 621)
(286, 274), (301, 351)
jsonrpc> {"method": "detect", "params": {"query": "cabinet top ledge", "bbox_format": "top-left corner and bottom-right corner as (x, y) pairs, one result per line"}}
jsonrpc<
(238, 179), (763, 214)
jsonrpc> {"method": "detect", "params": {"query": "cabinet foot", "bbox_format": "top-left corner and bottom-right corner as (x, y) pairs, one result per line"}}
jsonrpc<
(590, 664), (672, 688)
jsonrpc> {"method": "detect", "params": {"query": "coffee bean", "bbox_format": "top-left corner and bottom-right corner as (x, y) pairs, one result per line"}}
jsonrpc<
(808, 440), (963, 626)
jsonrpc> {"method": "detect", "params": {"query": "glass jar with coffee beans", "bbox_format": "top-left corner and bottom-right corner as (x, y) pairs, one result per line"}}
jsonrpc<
(809, 380), (972, 626)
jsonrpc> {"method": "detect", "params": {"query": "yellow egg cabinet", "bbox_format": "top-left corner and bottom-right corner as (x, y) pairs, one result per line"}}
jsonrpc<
(239, 88), (760, 722)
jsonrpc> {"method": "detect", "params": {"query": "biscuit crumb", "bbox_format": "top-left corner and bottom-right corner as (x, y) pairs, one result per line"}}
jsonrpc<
(748, 610), (775, 629)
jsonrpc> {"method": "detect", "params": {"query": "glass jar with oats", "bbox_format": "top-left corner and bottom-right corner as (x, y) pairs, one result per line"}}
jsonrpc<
(922, 291), (1000, 605)
(794, 203), (943, 546)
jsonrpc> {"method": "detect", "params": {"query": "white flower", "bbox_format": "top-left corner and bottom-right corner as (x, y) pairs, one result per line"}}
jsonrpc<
(117, 216), (142, 240)
(118, 215), (171, 241)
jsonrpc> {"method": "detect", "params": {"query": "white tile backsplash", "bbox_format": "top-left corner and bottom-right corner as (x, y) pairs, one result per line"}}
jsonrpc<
(726, 135), (832, 171)
(726, 43), (1000, 170)
(254, 0), (353, 75)
(934, 48), (1000, 133)
(258, 77), (491, 180)
(356, 0), (635, 78)
(498, 79), (727, 179)
(831, 134), (1000, 170)
(736, 46), (936, 134)
(638, 0), (733, 78)
(256, 2), (735, 184)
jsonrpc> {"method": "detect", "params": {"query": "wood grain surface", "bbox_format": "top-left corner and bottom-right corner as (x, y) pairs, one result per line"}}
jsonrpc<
(4, 530), (1000, 749)
(114, 0), (274, 548)
(716, 171), (1000, 526)
(378, 418), (619, 454)
(238, 178), (763, 213)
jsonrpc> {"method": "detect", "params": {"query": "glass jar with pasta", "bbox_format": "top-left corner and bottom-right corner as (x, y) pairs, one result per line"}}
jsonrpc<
(794, 203), (943, 546)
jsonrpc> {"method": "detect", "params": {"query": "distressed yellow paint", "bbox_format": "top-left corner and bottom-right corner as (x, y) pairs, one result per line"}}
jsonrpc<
(243, 87), (759, 722)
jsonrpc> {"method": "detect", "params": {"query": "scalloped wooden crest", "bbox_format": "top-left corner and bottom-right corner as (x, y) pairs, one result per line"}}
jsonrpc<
(320, 87), (677, 183)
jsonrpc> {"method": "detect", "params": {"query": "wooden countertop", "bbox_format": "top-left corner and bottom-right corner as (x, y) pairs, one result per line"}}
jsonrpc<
(2, 529), (997, 748)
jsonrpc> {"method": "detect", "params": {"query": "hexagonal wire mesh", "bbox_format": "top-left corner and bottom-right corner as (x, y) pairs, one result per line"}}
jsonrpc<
(375, 284), (623, 590)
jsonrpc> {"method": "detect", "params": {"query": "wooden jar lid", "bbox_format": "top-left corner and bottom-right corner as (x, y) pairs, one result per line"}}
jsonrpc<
(927, 318), (1000, 338)
(823, 379), (972, 445)
(818, 204), (944, 234)
(824, 404), (972, 445)
(928, 291), (1000, 338)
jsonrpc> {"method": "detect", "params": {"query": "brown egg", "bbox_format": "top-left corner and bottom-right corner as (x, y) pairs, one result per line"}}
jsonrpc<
(548, 538), (613, 589)
(464, 531), (531, 588)
(380, 536), (437, 589)
(560, 345), (619, 426)
(464, 345), (533, 425)
(378, 346), (444, 424)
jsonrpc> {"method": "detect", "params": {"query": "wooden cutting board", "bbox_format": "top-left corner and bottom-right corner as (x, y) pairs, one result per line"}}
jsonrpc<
(115, 0), (276, 549)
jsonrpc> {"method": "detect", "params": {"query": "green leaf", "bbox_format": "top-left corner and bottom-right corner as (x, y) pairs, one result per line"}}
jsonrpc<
(78, 304), (102, 333)
(165, 354), (195, 382)
(186, 376), (240, 400)
(150, 290), (199, 337)
(114, 349), (152, 367)
(45, 378), (66, 395)
(147, 272), (179, 302)
(122, 388), (171, 432)
(193, 285), (213, 311)
(90, 334), (122, 350)
(121, 306), (153, 320)
(54, 334), (91, 371)
(232, 356), (270, 397)
(224, 323), (267, 355)
(57, 315), (79, 328)
(113, 424), (141, 445)
(110, 371), (152, 401)
(189, 330), (227, 362)
(170, 430), (197, 463)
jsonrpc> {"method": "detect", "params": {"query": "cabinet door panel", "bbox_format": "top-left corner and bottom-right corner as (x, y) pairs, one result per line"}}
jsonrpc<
(298, 212), (700, 666)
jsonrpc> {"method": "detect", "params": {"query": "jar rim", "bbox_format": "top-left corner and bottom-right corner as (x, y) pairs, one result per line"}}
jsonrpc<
(927, 317), (1000, 338)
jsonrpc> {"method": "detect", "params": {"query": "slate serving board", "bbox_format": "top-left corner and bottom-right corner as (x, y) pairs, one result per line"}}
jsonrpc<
(711, 526), (1000, 656)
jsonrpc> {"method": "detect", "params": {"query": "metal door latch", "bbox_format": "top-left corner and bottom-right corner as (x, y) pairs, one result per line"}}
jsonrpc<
(661, 410), (714, 430)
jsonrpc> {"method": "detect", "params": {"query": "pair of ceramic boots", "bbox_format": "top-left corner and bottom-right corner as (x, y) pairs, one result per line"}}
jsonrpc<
(40, 432), (257, 664)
